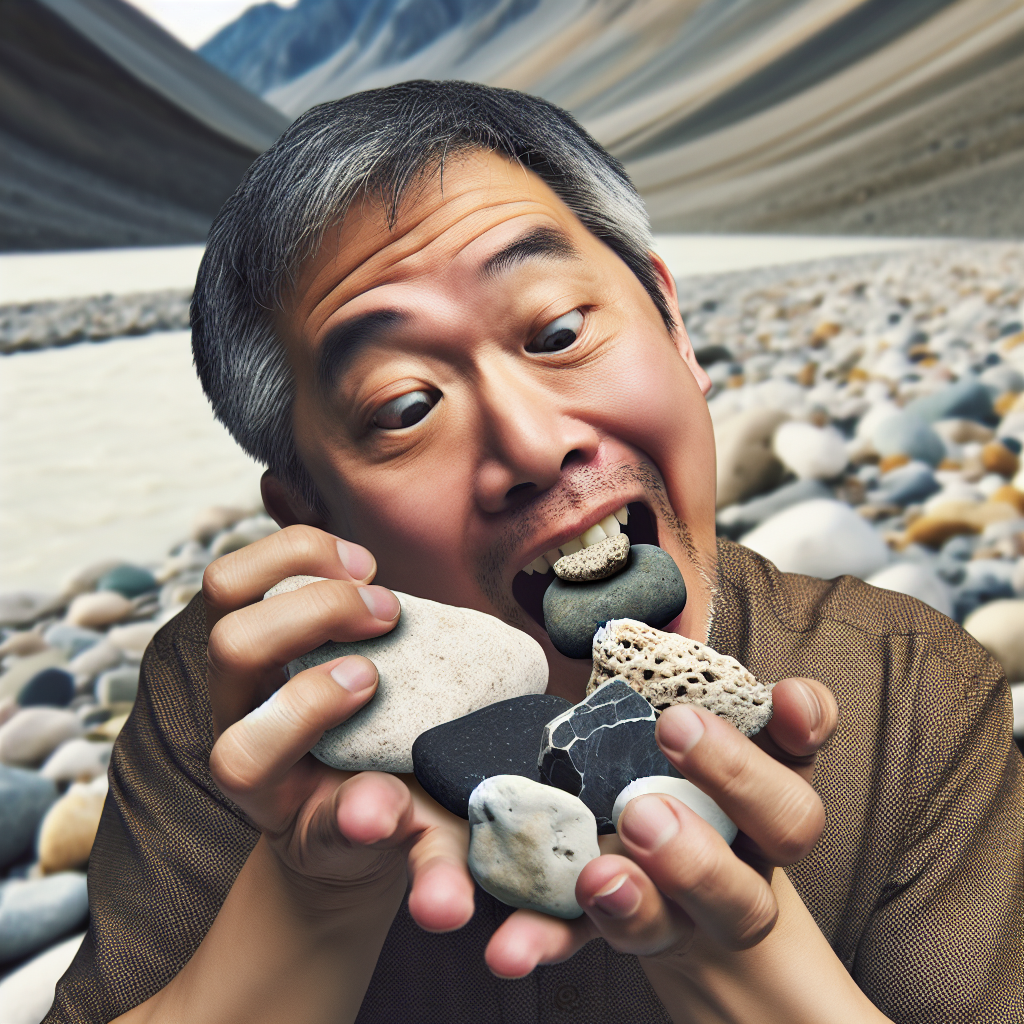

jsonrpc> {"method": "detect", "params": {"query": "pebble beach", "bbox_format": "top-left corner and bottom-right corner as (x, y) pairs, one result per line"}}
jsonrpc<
(1, 238), (1023, 1021)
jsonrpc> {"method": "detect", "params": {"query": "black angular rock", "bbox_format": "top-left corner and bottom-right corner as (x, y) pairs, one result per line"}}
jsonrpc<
(412, 694), (573, 819)
(542, 544), (686, 659)
(539, 679), (680, 834)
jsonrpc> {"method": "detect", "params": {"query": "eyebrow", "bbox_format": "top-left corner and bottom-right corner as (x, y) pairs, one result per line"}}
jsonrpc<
(480, 226), (580, 279)
(316, 308), (408, 393)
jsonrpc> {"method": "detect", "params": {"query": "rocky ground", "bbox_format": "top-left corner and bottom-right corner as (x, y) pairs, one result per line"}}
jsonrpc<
(1, 240), (1023, 1020)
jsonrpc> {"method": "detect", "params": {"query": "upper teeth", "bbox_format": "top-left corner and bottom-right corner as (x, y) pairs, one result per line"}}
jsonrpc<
(522, 506), (629, 574)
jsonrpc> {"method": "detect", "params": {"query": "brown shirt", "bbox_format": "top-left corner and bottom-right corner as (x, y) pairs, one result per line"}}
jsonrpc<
(45, 540), (1024, 1023)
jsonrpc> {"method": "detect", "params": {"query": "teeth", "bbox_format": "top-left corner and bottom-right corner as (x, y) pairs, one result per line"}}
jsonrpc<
(522, 506), (632, 574)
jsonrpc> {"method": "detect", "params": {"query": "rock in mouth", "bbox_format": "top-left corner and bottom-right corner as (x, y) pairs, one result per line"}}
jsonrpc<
(511, 502), (661, 630)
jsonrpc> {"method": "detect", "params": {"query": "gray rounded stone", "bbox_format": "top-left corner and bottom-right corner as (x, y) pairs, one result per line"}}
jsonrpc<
(0, 872), (89, 964)
(0, 765), (57, 869)
(266, 581), (549, 773)
(542, 545), (686, 659)
(467, 775), (599, 919)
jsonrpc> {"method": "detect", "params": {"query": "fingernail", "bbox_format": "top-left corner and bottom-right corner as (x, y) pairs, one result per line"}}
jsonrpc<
(330, 658), (377, 693)
(657, 706), (705, 757)
(793, 679), (823, 732)
(358, 585), (401, 621)
(619, 795), (679, 852)
(337, 539), (374, 581)
(591, 874), (641, 918)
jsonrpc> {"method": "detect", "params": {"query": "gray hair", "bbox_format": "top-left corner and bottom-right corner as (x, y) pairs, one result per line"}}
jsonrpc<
(191, 80), (673, 511)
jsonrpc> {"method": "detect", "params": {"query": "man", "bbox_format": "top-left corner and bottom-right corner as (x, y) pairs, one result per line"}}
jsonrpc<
(48, 81), (1021, 1023)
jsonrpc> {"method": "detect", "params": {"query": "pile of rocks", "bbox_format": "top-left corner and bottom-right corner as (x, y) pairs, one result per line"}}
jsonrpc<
(0, 290), (192, 354)
(0, 504), (278, 1014)
(684, 242), (1024, 699)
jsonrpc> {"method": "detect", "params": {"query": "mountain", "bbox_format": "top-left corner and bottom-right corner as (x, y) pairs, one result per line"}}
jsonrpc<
(1, 0), (289, 251)
(201, 0), (1024, 239)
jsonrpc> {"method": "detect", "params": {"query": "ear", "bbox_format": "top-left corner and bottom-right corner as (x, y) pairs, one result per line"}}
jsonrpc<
(260, 469), (330, 531)
(649, 251), (712, 397)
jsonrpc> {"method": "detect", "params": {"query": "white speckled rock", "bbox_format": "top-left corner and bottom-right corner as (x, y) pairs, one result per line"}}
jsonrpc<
(265, 578), (548, 772)
(554, 534), (629, 581)
(612, 777), (737, 845)
(588, 620), (773, 736)
(467, 775), (599, 919)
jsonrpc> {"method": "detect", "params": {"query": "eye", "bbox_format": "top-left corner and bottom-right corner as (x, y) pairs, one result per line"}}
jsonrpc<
(371, 390), (438, 430)
(526, 310), (583, 353)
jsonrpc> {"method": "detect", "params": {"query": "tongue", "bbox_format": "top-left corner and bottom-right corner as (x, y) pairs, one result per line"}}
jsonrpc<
(542, 544), (687, 659)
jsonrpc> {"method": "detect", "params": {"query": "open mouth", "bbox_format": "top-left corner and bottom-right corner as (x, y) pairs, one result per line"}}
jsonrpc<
(511, 502), (661, 630)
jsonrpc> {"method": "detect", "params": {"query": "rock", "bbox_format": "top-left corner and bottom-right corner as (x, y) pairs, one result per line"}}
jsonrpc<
(0, 872), (89, 964)
(0, 932), (84, 1024)
(191, 505), (249, 544)
(0, 633), (47, 659)
(0, 766), (57, 869)
(87, 712), (129, 741)
(65, 591), (133, 629)
(933, 419), (994, 446)
(716, 479), (830, 539)
(96, 564), (157, 599)
(67, 641), (122, 688)
(611, 777), (737, 845)
(104, 622), (159, 659)
(905, 378), (996, 425)
(94, 666), (140, 706)
(539, 679), (679, 833)
(981, 441), (1020, 478)
(905, 512), (980, 549)
(715, 408), (788, 509)
(954, 561), (1017, 621)
(0, 591), (63, 629)
(266, 582), (549, 773)
(1014, 558), (1024, 597)
(553, 534), (629, 582)
(740, 499), (890, 580)
(978, 363), (1024, 396)
(160, 574), (203, 609)
(467, 775), (599, 919)
(0, 708), (83, 767)
(772, 421), (848, 480)
(210, 515), (280, 557)
(41, 624), (102, 659)
(37, 776), (108, 874)
(39, 738), (112, 784)
(18, 669), (74, 708)
(543, 544), (687, 660)
(872, 413), (945, 466)
(867, 461), (940, 507)
(864, 563), (954, 618)
(59, 559), (127, 598)
(412, 694), (572, 819)
(0, 698), (18, 728)
(0, 650), (68, 703)
(588, 620), (773, 737)
(964, 600), (1024, 680)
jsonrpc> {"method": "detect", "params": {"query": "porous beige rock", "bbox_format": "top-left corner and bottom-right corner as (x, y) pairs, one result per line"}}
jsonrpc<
(553, 534), (629, 582)
(265, 578), (549, 772)
(588, 619), (773, 736)
(37, 777), (107, 873)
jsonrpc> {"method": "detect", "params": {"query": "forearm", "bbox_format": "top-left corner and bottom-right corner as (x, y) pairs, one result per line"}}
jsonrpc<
(640, 871), (892, 1024)
(114, 836), (406, 1024)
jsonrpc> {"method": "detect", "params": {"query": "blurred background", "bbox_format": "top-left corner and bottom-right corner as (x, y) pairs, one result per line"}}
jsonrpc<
(1, 1), (1023, 1016)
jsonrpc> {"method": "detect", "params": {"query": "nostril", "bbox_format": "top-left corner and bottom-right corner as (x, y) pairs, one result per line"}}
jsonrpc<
(505, 481), (534, 500)
(561, 449), (584, 471)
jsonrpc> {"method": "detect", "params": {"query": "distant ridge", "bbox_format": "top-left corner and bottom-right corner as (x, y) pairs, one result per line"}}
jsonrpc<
(202, 0), (1024, 239)
(0, 0), (289, 251)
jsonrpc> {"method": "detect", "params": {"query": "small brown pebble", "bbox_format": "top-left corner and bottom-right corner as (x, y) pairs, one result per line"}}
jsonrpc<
(904, 516), (979, 549)
(810, 322), (841, 346)
(994, 391), (1021, 417)
(878, 453), (911, 473)
(796, 362), (817, 387)
(553, 534), (629, 582)
(981, 442), (1019, 478)
(989, 485), (1024, 515)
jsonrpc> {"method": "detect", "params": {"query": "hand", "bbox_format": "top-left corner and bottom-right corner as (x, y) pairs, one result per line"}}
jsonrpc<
(483, 677), (838, 978)
(202, 525), (477, 932)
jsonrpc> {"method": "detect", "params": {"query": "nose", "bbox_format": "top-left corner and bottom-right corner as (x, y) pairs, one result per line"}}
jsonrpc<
(473, 367), (600, 515)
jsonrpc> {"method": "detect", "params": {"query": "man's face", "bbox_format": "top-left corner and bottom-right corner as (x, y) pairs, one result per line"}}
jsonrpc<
(278, 150), (716, 697)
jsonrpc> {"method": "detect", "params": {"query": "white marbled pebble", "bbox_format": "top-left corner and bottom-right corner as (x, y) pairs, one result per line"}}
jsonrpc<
(612, 777), (737, 845)
(467, 775), (599, 919)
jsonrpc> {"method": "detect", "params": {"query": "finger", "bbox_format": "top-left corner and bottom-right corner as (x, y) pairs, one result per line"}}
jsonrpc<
(207, 579), (400, 734)
(485, 909), (596, 979)
(576, 854), (693, 957)
(203, 524), (377, 628)
(757, 678), (838, 783)
(656, 705), (825, 865)
(618, 795), (778, 951)
(210, 655), (378, 829)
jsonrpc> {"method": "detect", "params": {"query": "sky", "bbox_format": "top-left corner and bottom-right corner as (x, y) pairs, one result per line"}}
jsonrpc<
(125, 0), (296, 49)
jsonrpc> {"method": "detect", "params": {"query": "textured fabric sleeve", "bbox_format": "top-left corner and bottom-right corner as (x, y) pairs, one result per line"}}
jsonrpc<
(853, 636), (1024, 1024)
(44, 597), (260, 1023)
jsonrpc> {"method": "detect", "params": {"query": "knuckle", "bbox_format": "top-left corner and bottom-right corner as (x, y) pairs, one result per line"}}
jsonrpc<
(202, 560), (235, 610)
(206, 620), (254, 677)
(279, 524), (328, 564)
(768, 789), (825, 863)
(209, 734), (263, 799)
(727, 885), (778, 951)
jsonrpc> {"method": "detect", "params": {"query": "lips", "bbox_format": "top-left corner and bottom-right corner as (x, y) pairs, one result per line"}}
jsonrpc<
(511, 502), (661, 630)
